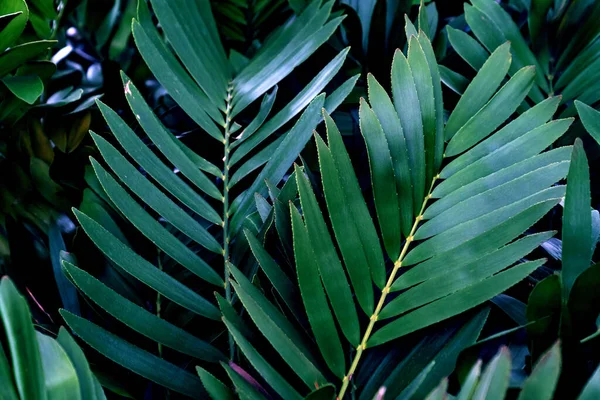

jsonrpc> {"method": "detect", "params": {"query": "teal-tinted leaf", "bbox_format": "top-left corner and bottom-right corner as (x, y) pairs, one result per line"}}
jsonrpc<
(244, 229), (302, 318)
(230, 48), (349, 165)
(37, 333), (81, 400)
(232, 87), (277, 147)
(408, 35), (436, 185)
(228, 262), (326, 389)
(472, 347), (511, 400)
(383, 233), (552, 317)
(296, 164), (360, 344)
(405, 188), (563, 266)
(396, 362), (435, 400)
(230, 95), (325, 235)
(578, 362), (600, 400)
(73, 210), (220, 320)
(447, 26), (489, 70)
(62, 261), (224, 361)
(427, 148), (571, 219)
(316, 133), (374, 314)
(48, 220), (81, 315)
(576, 100), (600, 146)
(391, 49), (425, 209)
(405, 14), (418, 38)
(90, 159), (222, 284)
(367, 74), (413, 237)
(197, 366), (235, 400)
(517, 341), (560, 400)
(359, 98), (402, 260)
(435, 119), (572, 199)
(229, 136), (285, 188)
(471, 0), (548, 93)
(131, 20), (223, 135)
(446, 66), (535, 157)
(445, 42), (511, 141)
(89, 133), (222, 251)
(457, 360), (482, 400)
(1, 75), (43, 104)
(0, 341), (18, 399)
(441, 96), (561, 179)
(556, 38), (600, 90)
(562, 139), (592, 300)
(0, 278), (46, 400)
(371, 260), (544, 346)
(291, 204), (345, 378)
(57, 328), (101, 400)
(417, 162), (568, 239)
(394, 200), (559, 290)
(224, 319), (302, 400)
(121, 74), (222, 198)
(424, 379), (448, 400)
(325, 112), (386, 287)
(303, 384), (335, 400)
(439, 65), (469, 95)
(61, 310), (204, 398)
(150, 0), (229, 107)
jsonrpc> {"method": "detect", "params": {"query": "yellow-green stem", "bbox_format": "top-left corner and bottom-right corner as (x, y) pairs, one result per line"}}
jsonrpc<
(223, 82), (234, 358)
(337, 176), (438, 399)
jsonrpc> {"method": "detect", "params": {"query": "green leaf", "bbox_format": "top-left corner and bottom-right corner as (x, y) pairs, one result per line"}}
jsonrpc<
(325, 112), (386, 288)
(48, 220), (81, 315)
(57, 328), (103, 400)
(0, 0), (28, 53)
(72, 209), (220, 320)
(231, 87), (277, 147)
(435, 119), (572, 199)
(60, 310), (204, 398)
(395, 201), (559, 291)
(576, 101), (600, 146)
(439, 65), (469, 95)
(359, 97), (402, 260)
(370, 260), (544, 346)
(562, 139), (592, 300)
(425, 379), (448, 400)
(0, 40), (55, 77)
(0, 277), (46, 400)
(441, 96), (562, 179)
(457, 360), (482, 400)
(131, 19), (223, 136)
(408, 35), (436, 184)
(391, 49), (426, 210)
(150, 0), (229, 107)
(36, 333), (81, 400)
(444, 42), (511, 141)
(383, 234), (553, 318)
(303, 384), (335, 400)
(89, 133), (222, 252)
(416, 162), (568, 239)
(1, 75), (43, 104)
(62, 261), (224, 362)
(447, 26), (489, 70)
(445, 66), (536, 157)
(0, 342), (18, 399)
(227, 262), (325, 388)
(405, 188), (563, 266)
(224, 319), (303, 399)
(291, 205), (345, 378)
(89, 159), (222, 285)
(367, 73), (413, 237)
(472, 347), (511, 400)
(578, 362), (600, 399)
(222, 363), (267, 400)
(517, 341), (560, 400)
(196, 366), (235, 400)
(244, 229), (302, 318)
(121, 73), (222, 197)
(295, 164), (360, 344)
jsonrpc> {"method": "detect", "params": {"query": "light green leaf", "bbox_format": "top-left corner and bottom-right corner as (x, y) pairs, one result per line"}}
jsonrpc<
(37, 333), (81, 400)
(1, 75), (43, 104)
(517, 341), (561, 400)
(472, 347), (511, 400)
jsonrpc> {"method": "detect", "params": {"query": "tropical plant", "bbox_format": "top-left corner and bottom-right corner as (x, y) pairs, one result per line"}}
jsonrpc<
(58, 0), (356, 397)
(0, 276), (105, 399)
(217, 26), (579, 398)
(441, 0), (600, 118)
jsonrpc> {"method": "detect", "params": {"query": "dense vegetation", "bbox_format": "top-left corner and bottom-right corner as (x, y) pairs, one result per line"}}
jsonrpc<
(1, 0), (600, 399)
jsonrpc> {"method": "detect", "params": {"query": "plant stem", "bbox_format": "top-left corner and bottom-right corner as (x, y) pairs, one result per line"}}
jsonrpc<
(336, 176), (439, 400)
(223, 82), (235, 359)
